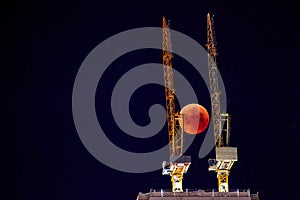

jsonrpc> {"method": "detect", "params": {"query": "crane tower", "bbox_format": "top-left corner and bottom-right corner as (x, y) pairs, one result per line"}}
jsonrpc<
(161, 16), (191, 193)
(206, 13), (238, 192)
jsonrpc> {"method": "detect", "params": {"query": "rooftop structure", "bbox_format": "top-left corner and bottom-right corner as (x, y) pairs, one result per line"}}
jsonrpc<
(137, 189), (259, 200)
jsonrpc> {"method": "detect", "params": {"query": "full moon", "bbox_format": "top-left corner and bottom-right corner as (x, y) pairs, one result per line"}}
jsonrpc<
(180, 103), (210, 134)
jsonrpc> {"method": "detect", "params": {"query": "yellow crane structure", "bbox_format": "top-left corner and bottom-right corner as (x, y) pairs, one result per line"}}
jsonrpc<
(206, 13), (238, 193)
(161, 16), (191, 193)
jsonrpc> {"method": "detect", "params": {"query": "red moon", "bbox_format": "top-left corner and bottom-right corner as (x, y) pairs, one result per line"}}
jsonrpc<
(180, 103), (209, 134)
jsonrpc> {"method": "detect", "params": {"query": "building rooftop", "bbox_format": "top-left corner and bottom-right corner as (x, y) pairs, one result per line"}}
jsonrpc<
(137, 189), (259, 200)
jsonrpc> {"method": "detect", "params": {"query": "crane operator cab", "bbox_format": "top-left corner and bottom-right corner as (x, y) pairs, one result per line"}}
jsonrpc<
(162, 161), (171, 175)
(208, 158), (217, 171)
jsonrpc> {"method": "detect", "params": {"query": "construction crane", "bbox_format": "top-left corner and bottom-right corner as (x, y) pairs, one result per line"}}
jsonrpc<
(206, 13), (238, 192)
(161, 16), (191, 193)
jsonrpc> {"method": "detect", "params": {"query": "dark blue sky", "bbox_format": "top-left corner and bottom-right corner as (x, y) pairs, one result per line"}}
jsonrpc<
(3, 1), (299, 200)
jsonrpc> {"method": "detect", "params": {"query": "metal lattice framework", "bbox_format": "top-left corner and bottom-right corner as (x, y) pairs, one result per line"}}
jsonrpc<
(207, 13), (223, 148)
(207, 13), (237, 193)
(162, 16), (183, 157)
(162, 16), (191, 193)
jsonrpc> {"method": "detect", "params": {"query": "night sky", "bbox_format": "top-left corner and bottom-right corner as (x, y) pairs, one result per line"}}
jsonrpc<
(3, 1), (299, 200)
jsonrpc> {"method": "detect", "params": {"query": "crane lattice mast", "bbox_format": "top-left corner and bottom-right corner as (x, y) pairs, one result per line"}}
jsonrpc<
(207, 13), (223, 148)
(162, 17), (183, 157)
(207, 13), (238, 193)
(161, 16), (191, 193)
